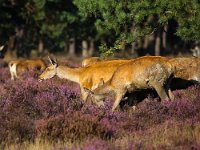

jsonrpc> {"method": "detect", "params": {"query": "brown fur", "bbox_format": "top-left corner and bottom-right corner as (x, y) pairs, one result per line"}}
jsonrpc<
(81, 57), (125, 67)
(168, 57), (200, 90)
(81, 57), (101, 67)
(39, 57), (132, 101)
(9, 59), (46, 80)
(169, 57), (200, 82)
(85, 56), (175, 111)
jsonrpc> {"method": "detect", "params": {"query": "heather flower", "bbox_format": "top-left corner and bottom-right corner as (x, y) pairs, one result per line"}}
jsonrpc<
(0, 61), (199, 149)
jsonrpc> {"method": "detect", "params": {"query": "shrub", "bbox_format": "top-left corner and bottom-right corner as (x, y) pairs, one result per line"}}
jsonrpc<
(0, 61), (199, 149)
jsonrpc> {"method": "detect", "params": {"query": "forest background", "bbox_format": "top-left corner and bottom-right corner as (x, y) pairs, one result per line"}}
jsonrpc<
(1, 0), (200, 59)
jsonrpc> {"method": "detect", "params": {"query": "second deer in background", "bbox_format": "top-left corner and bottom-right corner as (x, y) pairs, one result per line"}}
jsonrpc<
(9, 59), (46, 80)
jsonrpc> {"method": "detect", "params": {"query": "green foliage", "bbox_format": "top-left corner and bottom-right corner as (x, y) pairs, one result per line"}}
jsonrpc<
(99, 38), (126, 58)
(1, 0), (200, 55)
(31, 0), (79, 48)
(75, 0), (200, 55)
(0, 0), (97, 52)
(34, 0), (45, 9)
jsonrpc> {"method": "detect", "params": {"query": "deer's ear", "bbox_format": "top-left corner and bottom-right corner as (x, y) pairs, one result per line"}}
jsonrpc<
(52, 55), (57, 64)
(48, 56), (53, 64)
(48, 56), (58, 67)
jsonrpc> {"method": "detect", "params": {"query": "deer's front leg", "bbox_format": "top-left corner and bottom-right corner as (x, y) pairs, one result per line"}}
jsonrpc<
(112, 89), (126, 112)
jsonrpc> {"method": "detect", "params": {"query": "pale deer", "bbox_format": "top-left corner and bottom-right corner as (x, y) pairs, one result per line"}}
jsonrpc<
(38, 56), (132, 102)
(84, 56), (175, 111)
(81, 57), (101, 67)
(9, 59), (46, 80)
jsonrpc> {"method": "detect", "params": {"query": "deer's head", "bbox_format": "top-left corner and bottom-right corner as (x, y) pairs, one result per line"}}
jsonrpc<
(38, 56), (57, 81)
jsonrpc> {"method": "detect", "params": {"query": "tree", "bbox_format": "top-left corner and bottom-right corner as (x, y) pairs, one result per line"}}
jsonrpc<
(74, 0), (200, 56)
(0, 0), (97, 58)
(1, 0), (200, 58)
(26, 0), (97, 57)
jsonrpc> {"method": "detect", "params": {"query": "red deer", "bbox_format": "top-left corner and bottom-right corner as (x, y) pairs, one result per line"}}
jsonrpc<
(38, 56), (132, 101)
(84, 56), (175, 111)
(9, 59), (46, 80)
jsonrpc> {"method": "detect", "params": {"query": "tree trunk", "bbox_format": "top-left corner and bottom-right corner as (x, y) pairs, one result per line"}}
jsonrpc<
(82, 40), (89, 57)
(131, 22), (138, 56)
(69, 38), (76, 56)
(131, 42), (138, 57)
(155, 32), (161, 56)
(3, 35), (17, 60)
(88, 39), (94, 56)
(38, 39), (44, 54)
(143, 35), (149, 49)
(162, 25), (167, 49)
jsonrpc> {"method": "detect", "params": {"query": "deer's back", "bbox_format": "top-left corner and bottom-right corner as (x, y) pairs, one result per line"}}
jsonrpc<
(110, 56), (173, 89)
(81, 57), (101, 67)
(80, 59), (131, 89)
(25, 59), (46, 70)
(10, 59), (46, 74)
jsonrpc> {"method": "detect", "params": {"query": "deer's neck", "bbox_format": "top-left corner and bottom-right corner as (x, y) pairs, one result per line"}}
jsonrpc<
(94, 81), (113, 95)
(56, 66), (82, 83)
